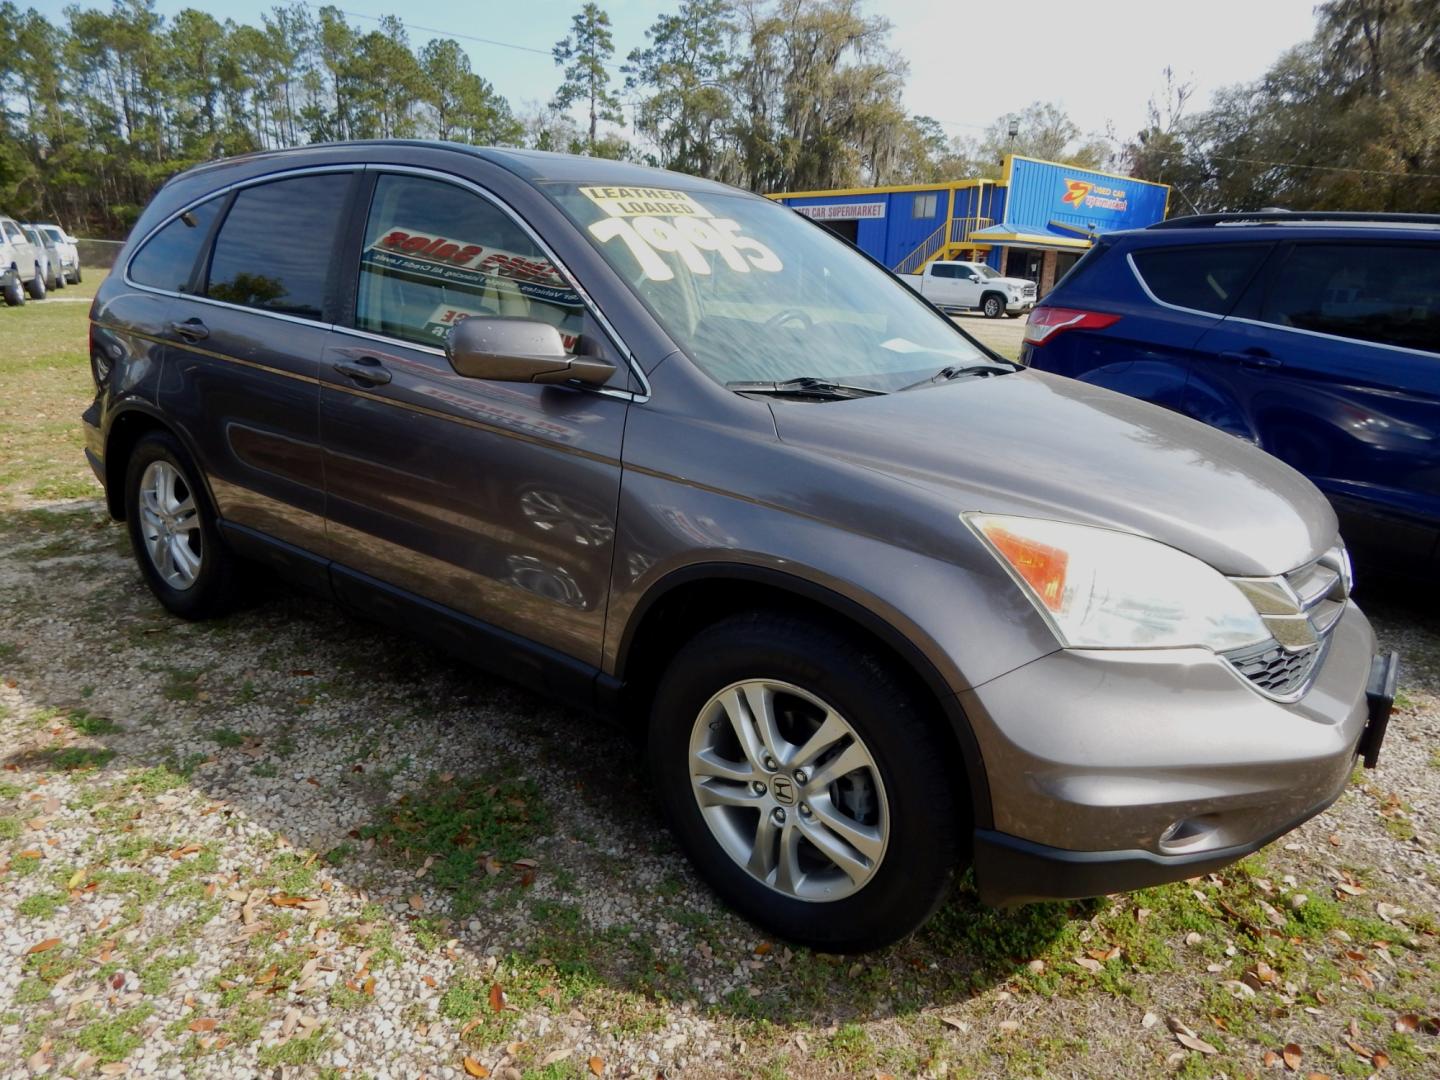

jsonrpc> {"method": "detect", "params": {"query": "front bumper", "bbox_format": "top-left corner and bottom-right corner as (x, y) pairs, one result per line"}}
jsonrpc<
(1006, 299), (1035, 314)
(965, 604), (1394, 906)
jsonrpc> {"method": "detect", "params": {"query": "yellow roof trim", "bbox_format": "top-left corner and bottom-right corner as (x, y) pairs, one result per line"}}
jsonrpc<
(767, 179), (986, 200)
(975, 230), (1092, 249)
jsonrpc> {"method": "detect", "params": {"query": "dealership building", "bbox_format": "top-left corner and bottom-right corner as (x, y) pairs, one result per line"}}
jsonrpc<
(770, 155), (1171, 296)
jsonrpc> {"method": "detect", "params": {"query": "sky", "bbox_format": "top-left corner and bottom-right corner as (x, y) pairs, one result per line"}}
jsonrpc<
(25, 0), (1323, 144)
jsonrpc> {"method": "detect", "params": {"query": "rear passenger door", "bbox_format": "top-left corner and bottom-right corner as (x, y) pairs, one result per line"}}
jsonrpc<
(159, 169), (359, 562)
(319, 169), (629, 671)
(1188, 241), (1440, 558)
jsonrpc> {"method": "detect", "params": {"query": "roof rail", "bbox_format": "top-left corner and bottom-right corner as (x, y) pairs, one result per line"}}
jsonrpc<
(1150, 210), (1440, 229)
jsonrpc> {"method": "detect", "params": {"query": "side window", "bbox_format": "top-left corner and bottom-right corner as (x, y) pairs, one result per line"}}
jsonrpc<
(355, 174), (586, 349)
(1260, 243), (1440, 355)
(3, 220), (25, 243)
(1131, 244), (1269, 315)
(206, 173), (352, 319)
(128, 197), (224, 293)
(931, 264), (957, 279)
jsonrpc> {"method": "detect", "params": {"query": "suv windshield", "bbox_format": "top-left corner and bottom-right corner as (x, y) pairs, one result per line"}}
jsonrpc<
(543, 183), (991, 391)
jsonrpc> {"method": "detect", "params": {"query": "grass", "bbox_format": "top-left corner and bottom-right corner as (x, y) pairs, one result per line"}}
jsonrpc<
(359, 771), (551, 916)
(2, 271), (1438, 1076)
(0, 271), (105, 505)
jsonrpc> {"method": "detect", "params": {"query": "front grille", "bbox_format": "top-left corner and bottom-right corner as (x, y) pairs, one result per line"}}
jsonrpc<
(1226, 640), (1322, 698)
(1224, 546), (1350, 701)
(1022, 283), (1037, 297)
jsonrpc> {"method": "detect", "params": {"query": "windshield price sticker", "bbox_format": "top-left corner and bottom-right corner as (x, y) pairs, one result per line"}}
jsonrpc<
(582, 194), (783, 282)
(363, 228), (584, 308)
(580, 186), (712, 219)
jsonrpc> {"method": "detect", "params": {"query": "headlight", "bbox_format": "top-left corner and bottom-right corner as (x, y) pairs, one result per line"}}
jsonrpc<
(966, 513), (1270, 651)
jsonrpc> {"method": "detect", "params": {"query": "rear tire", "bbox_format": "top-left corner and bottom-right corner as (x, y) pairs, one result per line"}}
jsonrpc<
(123, 431), (239, 620)
(73, 265), (82, 284)
(648, 611), (962, 951)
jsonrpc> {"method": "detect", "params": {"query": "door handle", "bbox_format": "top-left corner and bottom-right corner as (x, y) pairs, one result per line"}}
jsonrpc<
(332, 357), (392, 386)
(1219, 350), (1282, 371)
(168, 318), (209, 342)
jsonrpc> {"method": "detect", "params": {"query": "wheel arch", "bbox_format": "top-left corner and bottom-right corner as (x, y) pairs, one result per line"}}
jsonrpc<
(613, 562), (993, 831)
(102, 405), (215, 523)
(981, 289), (1007, 311)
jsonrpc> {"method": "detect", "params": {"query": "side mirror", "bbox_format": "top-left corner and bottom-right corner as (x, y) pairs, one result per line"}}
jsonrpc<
(968, 274), (983, 283)
(445, 316), (617, 386)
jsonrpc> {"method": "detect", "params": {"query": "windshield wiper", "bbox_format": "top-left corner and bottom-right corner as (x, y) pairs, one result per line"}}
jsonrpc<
(725, 376), (888, 399)
(896, 362), (1017, 392)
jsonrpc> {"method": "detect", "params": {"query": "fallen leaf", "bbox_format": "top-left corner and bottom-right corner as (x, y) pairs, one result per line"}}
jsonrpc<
(1175, 1032), (1218, 1054)
(1263, 1050), (1281, 1068)
(27, 937), (61, 954)
(754, 942), (772, 956)
(409, 894), (425, 910)
(588, 1057), (604, 1076)
(1283, 1043), (1303, 1070)
(1075, 956), (1102, 973)
(187, 1018), (217, 1032)
(540, 1048), (572, 1066)
(488, 982), (505, 1012)
(940, 1016), (967, 1031)
(461, 1056), (489, 1078)
(362, 975), (376, 995)
(997, 1020), (1020, 1034)
(1373, 1051), (1390, 1068)
(1394, 1014), (1419, 1032)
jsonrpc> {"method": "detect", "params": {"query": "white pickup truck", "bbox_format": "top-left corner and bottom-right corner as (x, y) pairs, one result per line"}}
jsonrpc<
(902, 260), (1036, 319)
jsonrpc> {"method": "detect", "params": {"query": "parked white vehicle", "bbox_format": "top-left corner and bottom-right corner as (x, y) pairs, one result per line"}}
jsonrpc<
(34, 223), (81, 284)
(902, 260), (1036, 318)
(22, 224), (63, 291)
(0, 214), (47, 304)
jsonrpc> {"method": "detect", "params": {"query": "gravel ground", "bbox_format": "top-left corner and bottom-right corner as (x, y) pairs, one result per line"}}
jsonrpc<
(2, 284), (1438, 1078)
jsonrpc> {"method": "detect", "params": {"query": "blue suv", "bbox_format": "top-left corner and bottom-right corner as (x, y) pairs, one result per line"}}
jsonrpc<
(1021, 212), (1440, 574)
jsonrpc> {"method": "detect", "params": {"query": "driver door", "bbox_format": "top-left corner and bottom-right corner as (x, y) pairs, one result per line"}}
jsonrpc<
(320, 170), (631, 673)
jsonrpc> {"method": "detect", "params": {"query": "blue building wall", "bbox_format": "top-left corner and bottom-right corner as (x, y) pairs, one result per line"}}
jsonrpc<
(1004, 156), (1169, 236)
(774, 157), (1167, 273)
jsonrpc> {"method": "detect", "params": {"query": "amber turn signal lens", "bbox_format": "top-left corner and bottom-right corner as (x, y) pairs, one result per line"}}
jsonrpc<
(980, 523), (1069, 612)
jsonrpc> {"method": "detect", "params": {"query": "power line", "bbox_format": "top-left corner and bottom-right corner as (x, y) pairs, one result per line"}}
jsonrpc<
(1210, 154), (1440, 182)
(299, 2), (629, 73)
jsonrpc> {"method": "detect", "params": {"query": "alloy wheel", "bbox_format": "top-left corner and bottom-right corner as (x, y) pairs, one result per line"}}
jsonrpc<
(687, 679), (888, 902)
(138, 460), (203, 590)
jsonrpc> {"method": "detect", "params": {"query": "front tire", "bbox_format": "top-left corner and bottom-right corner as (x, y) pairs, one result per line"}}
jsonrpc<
(123, 432), (239, 620)
(981, 293), (1004, 319)
(649, 611), (962, 951)
(26, 266), (45, 300)
(3, 275), (23, 306)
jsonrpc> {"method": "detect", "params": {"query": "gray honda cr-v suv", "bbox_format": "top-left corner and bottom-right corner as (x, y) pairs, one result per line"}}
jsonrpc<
(84, 142), (1396, 951)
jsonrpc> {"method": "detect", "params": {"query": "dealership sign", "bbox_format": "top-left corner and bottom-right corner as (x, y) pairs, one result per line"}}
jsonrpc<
(794, 202), (886, 221)
(1061, 178), (1129, 214)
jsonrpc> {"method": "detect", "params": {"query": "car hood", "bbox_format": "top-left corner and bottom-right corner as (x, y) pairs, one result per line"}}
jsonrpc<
(990, 276), (1032, 290)
(770, 369), (1336, 576)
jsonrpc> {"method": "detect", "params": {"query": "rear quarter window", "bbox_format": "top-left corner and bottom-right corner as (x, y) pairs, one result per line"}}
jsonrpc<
(128, 197), (224, 293)
(1131, 243), (1270, 315)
